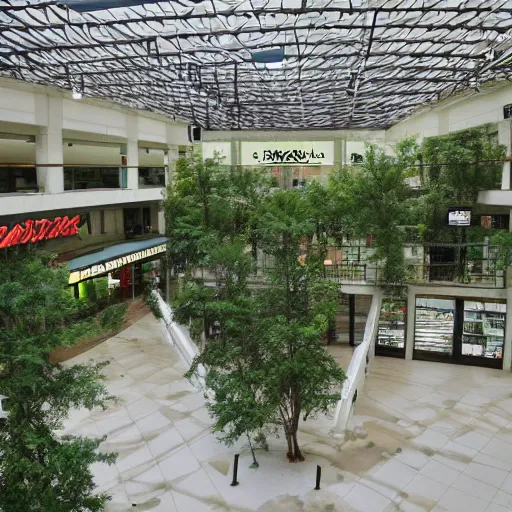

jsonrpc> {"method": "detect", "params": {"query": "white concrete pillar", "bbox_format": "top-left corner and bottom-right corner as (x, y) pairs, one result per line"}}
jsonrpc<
(35, 96), (63, 194)
(341, 139), (347, 166)
(334, 139), (342, 169)
(230, 140), (241, 168)
(165, 144), (179, 186)
(124, 114), (139, 189)
(437, 109), (449, 136)
(405, 285), (415, 360)
(498, 120), (511, 190)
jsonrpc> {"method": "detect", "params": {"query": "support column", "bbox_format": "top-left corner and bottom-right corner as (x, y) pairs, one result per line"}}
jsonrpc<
(35, 96), (64, 194)
(499, 120), (511, 190)
(334, 139), (342, 170)
(349, 294), (356, 347)
(341, 139), (347, 167)
(230, 140), (241, 168)
(165, 144), (179, 186)
(437, 109), (449, 136)
(123, 114), (139, 189)
(405, 286), (415, 360)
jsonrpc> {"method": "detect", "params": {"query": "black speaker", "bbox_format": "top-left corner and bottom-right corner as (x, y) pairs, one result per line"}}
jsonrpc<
(188, 125), (202, 143)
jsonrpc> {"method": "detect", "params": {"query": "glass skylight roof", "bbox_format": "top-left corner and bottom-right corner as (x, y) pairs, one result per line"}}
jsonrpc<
(1, 0), (511, 130)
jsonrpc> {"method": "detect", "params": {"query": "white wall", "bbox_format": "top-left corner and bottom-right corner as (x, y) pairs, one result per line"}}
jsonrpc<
(386, 83), (512, 142)
(0, 78), (189, 147)
(203, 129), (385, 142)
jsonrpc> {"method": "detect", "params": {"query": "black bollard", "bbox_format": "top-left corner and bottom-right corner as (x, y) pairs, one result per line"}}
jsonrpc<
(314, 465), (321, 490)
(230, 454), (240, 486)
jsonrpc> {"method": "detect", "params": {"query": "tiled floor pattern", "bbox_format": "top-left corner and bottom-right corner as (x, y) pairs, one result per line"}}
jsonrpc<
(63, 314), (512, 511)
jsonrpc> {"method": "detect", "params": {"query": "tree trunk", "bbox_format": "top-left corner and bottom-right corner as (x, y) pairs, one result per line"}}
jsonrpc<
(291, 431), (304, 462)
(285, 430), (294, 462)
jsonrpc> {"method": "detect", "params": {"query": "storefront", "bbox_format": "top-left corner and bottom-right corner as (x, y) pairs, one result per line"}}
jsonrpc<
(68, 237), (168, 302)
(376, 289), (507, 369)
(413, 296), (505, 369)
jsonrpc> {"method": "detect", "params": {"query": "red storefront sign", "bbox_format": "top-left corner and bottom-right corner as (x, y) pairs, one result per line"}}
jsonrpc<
(0, 215), (81, 249)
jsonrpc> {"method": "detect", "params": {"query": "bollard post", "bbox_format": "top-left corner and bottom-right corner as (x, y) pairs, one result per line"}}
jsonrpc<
(314, 465), (321, 490)
(230, 454), (240, 486)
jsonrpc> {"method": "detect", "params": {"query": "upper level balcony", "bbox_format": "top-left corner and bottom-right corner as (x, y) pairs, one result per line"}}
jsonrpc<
(0, 167), (167, 216)
(323, 243), (505, 289)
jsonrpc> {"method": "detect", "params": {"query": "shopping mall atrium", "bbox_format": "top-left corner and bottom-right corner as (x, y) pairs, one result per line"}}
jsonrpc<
(2, 1), (512, 511)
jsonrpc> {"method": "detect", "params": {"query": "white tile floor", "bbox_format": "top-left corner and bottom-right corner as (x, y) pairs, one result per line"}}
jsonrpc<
(63, 315), (512, 511)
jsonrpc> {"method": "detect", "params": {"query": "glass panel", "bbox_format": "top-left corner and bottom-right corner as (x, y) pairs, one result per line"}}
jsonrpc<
(378, 298), (406, 349)
(415, 298), (454, 354)
(463, 301), (505, 359)
(64, 168), (120, 190)
(138, 168), (166, 187)
(0, 169), (37, 193)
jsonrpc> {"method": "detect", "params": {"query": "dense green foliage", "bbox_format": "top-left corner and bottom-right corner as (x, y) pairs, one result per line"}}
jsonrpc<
(0, 251), (122, 512)
(417, 124), (505, 243)
(165, 125), (506, 462)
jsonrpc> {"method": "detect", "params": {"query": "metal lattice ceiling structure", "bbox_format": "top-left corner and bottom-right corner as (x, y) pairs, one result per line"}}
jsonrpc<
(1, 1), (512, 131)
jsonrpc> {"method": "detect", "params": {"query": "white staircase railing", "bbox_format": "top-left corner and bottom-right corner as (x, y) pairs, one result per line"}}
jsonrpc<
(332, 289), (382, 434)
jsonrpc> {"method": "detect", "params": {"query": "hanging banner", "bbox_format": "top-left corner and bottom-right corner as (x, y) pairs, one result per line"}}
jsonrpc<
(241, 141), (334, 166)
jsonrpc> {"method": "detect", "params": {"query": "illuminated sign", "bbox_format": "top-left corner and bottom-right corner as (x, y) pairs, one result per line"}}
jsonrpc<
(0, 216), (81, 249)
(69, 244), (167, 284)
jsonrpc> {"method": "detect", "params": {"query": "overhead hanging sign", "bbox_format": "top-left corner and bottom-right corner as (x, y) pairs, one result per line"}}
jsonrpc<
(241, 141), (334, 166)
(69, 243), (167, 284)
(0, 215), (81, 249)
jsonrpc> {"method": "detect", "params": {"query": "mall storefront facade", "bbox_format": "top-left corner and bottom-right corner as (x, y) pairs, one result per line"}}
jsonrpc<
(375, 286), (509, 371)
(0, 202), (167, 303)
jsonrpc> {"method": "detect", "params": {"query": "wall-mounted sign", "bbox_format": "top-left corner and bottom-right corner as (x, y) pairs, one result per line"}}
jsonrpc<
(0, 215), (81, 249)
(69, 243), (167, 284)
(241, 141), (334, 166)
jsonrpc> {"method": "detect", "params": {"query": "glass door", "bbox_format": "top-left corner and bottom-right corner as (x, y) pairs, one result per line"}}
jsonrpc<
(414, 298), (455, 362)
(376, 297), (406, 358)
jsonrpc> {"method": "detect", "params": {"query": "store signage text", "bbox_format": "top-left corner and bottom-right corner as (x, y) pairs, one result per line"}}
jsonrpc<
(0, 216), (81, 249)
(241, 141), (334, 166)
(253, 149), (326, 165)
(69, 244), (167, 284)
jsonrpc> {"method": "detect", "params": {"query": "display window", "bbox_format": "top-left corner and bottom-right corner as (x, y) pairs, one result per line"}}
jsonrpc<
(414, 298), (455, 354)
(413, 295), (505, 368)
(376, 298), (406, 357)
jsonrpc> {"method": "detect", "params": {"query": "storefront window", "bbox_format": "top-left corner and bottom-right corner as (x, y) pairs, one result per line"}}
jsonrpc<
(0, 168), (38, 193)
(138, 168), (166, 187)
(378, 298), (406, 350)
(414, 298), (454, 354)
(463, 301), (505, 359)
(64, 169), (120, 190)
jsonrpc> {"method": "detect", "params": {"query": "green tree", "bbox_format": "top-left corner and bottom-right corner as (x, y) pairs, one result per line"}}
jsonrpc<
(252, 191), (345, 461)
(328, 142), (416, 286)
(0, 251), (123, 512)
(419, 124), (505, 242)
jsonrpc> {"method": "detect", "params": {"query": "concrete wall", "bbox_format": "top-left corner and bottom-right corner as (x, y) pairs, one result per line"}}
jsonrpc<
(386, 83), (512, 142)
(0, 78), (189, 146)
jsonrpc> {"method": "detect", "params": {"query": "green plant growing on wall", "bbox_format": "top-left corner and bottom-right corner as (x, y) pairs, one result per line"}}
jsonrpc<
(0, 250), (119, 512)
